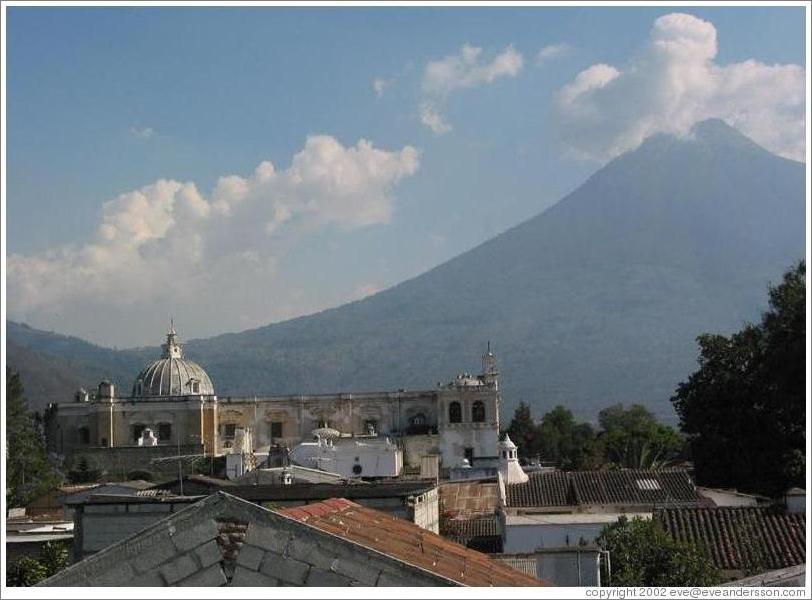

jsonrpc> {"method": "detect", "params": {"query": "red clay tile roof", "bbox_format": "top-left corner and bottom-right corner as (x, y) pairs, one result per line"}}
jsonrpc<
(507, 470), (571, 507)
(279, 498), (544, 586)
(441, 514), (500, 538)
(658, 507), (806, 572)
(507, 468), (704, 508)
(440, 514), (502, 554)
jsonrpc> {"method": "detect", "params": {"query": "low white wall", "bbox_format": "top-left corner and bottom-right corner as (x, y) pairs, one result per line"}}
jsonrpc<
(504, 522), (606, 553)
(503, 512), (652, 553)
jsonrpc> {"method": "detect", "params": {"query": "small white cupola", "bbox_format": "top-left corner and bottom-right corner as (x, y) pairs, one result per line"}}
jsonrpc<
(498, 434), (528, 484)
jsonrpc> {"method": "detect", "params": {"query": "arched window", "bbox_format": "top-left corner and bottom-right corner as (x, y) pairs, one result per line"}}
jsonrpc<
(410, 413), (426, 426)
(449, 401), (462, 423)
(157, 423), (172, 441)
(472, 401), (486, 423)
(406, 412), (430, 435)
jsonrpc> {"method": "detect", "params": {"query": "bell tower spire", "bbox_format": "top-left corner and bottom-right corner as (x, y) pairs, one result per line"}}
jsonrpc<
(481, 341), (498, 388)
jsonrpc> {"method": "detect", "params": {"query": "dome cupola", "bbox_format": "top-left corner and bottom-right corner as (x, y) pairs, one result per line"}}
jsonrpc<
(498, 434), (528, 484)
(131, 322), (214, 398)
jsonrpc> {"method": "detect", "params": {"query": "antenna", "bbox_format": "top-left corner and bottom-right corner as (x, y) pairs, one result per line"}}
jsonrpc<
(177, 421), (183, 496)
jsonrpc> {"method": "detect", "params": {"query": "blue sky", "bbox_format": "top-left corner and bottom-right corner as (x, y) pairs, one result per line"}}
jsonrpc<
(5, 6), (807, 345)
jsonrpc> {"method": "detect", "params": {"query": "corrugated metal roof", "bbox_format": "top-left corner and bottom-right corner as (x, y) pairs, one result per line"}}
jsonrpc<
(279, 499), (544, 586)
(439, 481), (499, 518)
(494, 556), (537, 578)
(507, 468), (704, 508)
(658, 507), (806, 572)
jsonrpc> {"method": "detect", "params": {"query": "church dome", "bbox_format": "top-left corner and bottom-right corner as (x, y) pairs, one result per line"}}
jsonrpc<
(132, 324), (214, 398)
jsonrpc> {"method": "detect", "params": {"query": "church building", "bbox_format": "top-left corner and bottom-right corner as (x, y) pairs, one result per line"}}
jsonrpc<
(46, 326), (502, 476)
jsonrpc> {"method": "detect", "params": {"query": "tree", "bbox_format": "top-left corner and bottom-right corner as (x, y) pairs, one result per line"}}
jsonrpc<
(597, 404), (684, 469)
(538, 405), (596, 470)
(672, 261), (805, 497)
(6, 557), (49, 587)
(67, 455), (101, 484)
(505, 401), (542, 459)
(6, 541), (70, 587)
(506, 402), (682, 469)
(6, 369), (62, 507)
(597, 516), (721, 586)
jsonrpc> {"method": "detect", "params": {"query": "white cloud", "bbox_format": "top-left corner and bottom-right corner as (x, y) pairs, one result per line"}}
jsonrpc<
(372, 77), (394, 98)
(7, 136), (419, 343)
(419, 101), (452, 134)
(129, 125), (155, 139)
(558, 63), (620, 106)
(419, 44), (524, 134)
(555, 13), (806, 162)
(536, 43), (570, 66)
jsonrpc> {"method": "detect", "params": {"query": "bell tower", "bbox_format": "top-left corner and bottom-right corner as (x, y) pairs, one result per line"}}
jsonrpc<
(481, 341), (498, 389)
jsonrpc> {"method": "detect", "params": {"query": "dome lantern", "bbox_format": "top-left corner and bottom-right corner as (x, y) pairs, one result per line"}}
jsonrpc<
(161, 318), (183, 359)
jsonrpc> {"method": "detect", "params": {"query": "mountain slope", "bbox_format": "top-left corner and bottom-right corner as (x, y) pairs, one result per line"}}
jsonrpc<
(7, 120), (805, 421)
(5, 322), (149, 411)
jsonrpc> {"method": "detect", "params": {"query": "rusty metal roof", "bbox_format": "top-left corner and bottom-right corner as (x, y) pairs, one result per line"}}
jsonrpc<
(439, 481), (500, 518)
(279, 499), (544, 586)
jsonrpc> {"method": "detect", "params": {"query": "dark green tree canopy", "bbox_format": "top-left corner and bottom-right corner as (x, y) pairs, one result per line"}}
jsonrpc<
(597, 404), (684, 469)
(538, 405), (596, 470)
(671, 261), (805, 497)
(505, 401), (543, 459)
(597, 516), (721, 587)
(6, 368), (62, 507)
(7, 541), (69, 586)
(505, 402), (682, 470)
